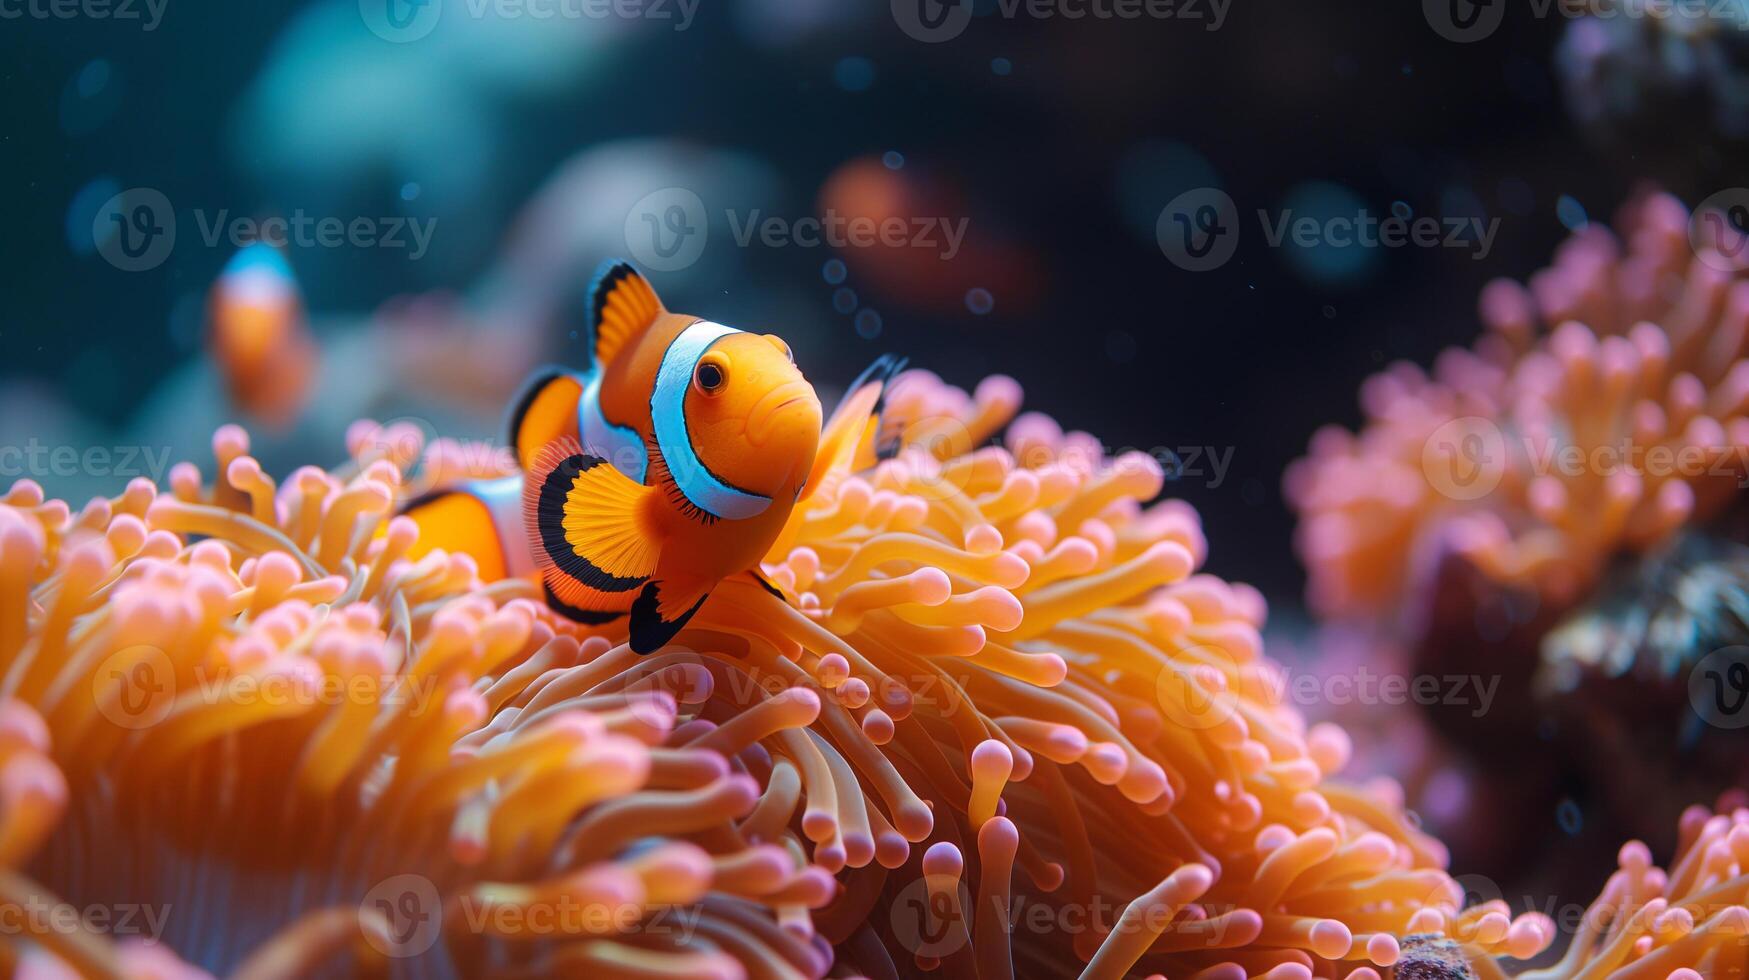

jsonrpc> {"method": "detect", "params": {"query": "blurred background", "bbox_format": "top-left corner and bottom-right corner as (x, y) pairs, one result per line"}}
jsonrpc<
(5, 0), (1749, 942)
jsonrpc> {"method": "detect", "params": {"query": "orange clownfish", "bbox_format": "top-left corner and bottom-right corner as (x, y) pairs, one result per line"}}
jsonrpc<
(404, 261), (900, 653)
(208, 243), (315, 427)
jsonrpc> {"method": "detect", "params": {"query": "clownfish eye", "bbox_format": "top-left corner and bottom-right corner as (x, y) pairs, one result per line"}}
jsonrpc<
(695, 360), (726, 393)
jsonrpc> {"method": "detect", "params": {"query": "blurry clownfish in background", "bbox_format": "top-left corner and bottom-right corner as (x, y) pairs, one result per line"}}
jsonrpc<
(207, 243), (316, 427)
(403, 260), (904, 653)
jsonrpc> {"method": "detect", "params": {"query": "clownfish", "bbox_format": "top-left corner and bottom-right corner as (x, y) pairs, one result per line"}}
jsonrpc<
(208, 243), (315, 427)
(403, 260), (902, 653)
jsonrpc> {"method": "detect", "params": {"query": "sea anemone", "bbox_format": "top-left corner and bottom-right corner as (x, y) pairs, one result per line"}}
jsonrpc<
(1286, 190), (1749, 630)
(0, 375), (1555, 977)
(0, 425), (831, 978)
(1469, 796), (1749, 980)
(1285, 190), (1749, 880)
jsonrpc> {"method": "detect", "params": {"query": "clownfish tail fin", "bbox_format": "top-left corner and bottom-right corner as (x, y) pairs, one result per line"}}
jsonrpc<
(523, 436), (661, 614)
(629, 578), (712, 655)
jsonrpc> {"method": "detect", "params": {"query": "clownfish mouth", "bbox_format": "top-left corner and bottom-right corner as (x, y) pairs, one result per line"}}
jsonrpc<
(747, 381), (817, 445)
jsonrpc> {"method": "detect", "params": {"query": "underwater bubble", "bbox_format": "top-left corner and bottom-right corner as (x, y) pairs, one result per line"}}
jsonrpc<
(1104, 329), (1135, 363)
(991, 57), (1012, 76)
(60, 59), (122, 137)
(400, 182), (422, 202)
(822, 258), (848, 284)
(832, 287), (858, 313)
(65, 177), (121, 256)
(882, 151), (905, 170)
(1322, 304), (1336, 319)
(965, 287), (994, 315)
(1391, 200), (1413, 220)
(1556, 798), (1583, 835)
(168, 291), (203, 353)
(1159, 448), (1185, 481)
(854, 308), (882, 339)
(732, 0), (851, 47)
(77, 59), (110, 98)
(1499, 176), (1534, 216)
(835, 57), (875, 93)
(1277, 180), (1380, 288)
(1441, 185), (1488, 231)
(1115, 140), (1222, 246)
(1556, 194), (1588, 231)
(1422, 768), (1470, 824)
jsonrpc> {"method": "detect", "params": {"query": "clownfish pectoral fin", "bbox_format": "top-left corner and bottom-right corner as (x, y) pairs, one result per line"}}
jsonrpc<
(587, 260), (664, 367)
(629, 578), (713, 655)
(524, 437), (662, 615)
(800, 353), (908, 504)
(506, 366), (584, 472)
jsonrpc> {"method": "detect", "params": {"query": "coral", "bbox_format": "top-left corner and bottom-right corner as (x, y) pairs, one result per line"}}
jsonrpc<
(1286, 191), (1749, 628)
(0, 376), (1555, 976)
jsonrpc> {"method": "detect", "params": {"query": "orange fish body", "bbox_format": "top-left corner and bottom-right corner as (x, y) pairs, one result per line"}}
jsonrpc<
(208, 243), (314, 426)
(406, 262), (878, 653)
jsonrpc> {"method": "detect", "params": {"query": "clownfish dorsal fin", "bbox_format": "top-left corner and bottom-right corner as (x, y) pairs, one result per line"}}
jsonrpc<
(505, 366), (584, 472)
(588, 260), (664, 366)
(523, 437), (663, 614)
(800, 353), (907, 504)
